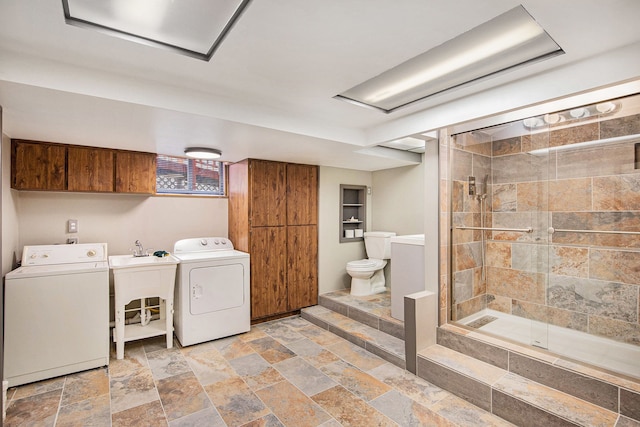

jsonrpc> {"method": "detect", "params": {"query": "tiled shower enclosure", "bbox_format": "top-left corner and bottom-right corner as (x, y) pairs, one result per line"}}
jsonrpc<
(444, 92), (640, 378)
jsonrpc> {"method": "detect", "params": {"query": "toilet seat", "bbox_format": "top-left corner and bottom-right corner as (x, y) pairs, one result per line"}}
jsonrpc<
(347, 258), (385, 271)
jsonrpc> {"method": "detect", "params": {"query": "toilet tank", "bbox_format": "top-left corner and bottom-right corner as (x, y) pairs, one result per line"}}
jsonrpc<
(364, 231), (396, 259)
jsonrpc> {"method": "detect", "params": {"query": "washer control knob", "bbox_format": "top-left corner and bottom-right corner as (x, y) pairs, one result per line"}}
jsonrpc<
(214, 240), (220, 245)
(200, 239), (208, 246)
(42, 254), (49, 258)
(87, 250), (97, 257)
(30, 254), (37, 259)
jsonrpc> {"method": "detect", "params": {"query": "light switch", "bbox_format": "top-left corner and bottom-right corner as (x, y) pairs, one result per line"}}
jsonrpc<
(68, 219), (78, 233)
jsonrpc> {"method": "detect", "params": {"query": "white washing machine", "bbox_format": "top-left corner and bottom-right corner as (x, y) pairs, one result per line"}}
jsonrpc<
(173, 237), (250, 346)
(4, 243), (109, 387)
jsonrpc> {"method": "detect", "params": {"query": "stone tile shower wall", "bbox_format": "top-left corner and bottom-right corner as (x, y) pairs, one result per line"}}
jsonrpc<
(449, 111), (640, 347)
(449, 131), (493, 321)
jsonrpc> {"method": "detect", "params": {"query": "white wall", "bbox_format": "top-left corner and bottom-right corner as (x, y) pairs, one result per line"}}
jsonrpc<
(318, 166), (372, 294)
(2, 134), (19, 274)
(16, 192), (228, 259)
(371, 160), (424, 235)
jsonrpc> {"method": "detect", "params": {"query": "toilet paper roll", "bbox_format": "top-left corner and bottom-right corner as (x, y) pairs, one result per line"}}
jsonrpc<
(354, 229), (364, 237)
(345, 229), (355, 238)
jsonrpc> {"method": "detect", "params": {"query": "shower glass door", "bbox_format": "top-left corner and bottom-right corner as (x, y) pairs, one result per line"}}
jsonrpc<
(449, 93), (640, 378)
(449, 122), (551, 349)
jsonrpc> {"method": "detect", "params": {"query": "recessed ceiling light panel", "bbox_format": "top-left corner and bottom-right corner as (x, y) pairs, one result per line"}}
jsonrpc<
(336, 5), (563, 113)
(62, 0), (251, 61)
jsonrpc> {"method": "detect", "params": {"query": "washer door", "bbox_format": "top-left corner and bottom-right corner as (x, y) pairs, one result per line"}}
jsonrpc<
(189, 263), (245, 315)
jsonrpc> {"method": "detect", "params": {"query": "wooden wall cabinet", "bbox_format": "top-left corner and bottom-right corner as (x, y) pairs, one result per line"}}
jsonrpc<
(68, 146), (114, 192)
(11, 140), (66, 191)
(115, 151), (156, 194)
(228, 159), (318, 322)
(11, 139), (156, 195)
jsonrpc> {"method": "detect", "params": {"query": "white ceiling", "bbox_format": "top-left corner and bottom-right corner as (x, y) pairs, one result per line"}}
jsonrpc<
(1, 0), (639, 170)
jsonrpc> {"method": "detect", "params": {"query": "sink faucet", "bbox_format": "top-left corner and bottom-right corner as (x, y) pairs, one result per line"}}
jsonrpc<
(132, 240), (148, 257)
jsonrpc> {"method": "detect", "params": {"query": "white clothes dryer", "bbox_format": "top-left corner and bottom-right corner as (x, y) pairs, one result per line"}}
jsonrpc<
(173, 237), (250, 346)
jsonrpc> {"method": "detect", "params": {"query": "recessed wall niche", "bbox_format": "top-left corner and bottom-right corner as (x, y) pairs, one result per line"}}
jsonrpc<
(340, 184), (366, 243)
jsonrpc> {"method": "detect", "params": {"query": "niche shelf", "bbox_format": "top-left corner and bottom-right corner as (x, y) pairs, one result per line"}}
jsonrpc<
(340, 184), (367, 243)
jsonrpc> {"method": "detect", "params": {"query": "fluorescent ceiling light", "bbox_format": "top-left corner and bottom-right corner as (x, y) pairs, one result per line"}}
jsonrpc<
(62, 0), (251, 61)
(529, 133), (640, 156)
(336, 5), (563, 113)
(184, 147), (222, 159)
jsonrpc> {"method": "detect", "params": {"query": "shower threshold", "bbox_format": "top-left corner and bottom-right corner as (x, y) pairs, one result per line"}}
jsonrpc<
(458, 309), (640, 379)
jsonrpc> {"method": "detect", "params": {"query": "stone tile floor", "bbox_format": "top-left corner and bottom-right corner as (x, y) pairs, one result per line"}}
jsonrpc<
(5, 316), (513, 426)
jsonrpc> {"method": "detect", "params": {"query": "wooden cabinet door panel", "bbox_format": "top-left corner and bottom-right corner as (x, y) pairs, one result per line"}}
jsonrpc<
(287, 225), (318, 310)
(228, 160), (250, 253)
(115, 151), (156, 194)
(250, 227), (288, 319)
(250, 160), (286, 227)
(287, 164), (318, 226)
(12, 140), (66, 190)
(68, 146), (114, 192)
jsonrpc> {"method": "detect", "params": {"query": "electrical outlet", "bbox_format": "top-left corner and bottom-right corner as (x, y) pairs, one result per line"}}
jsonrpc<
(68, 219), (78, 233)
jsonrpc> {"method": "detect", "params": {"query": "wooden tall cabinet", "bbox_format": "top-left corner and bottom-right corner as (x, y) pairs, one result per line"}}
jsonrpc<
(228, 159), (318, 321)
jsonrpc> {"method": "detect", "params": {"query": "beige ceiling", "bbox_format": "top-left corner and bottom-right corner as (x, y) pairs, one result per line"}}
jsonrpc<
(1, 0), (639, 170)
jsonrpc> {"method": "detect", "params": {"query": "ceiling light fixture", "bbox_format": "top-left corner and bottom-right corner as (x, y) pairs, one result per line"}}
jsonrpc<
(335, 5), (563, 113)
(62, 0), (252, 61)
(184, 147), (222, 159)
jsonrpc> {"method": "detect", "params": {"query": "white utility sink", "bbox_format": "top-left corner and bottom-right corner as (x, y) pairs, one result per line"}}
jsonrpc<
(109, 254), (179, 269)
(109, 254), (179, 359)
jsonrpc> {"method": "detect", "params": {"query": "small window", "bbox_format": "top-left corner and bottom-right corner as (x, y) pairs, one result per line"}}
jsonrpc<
(156, 155), (225, 195)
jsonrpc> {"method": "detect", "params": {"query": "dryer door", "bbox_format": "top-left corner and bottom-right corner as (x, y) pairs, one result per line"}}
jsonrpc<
(189, 263), (245, 315)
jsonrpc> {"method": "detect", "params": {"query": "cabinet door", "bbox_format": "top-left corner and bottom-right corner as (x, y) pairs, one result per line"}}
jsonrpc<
(250, 226), (287, 319)
(250, 160), (286, 227)
(228, 160), (250, 253)
(115, 151), (156, 194)
(68, 146), (114, 192)
(12, 140), (66, 190)
(287, 163), (318, 225)
(287, 224), (318, 310)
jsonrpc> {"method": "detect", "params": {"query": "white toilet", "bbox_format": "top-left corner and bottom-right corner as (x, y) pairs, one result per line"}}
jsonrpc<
(346, 231), (396, 296)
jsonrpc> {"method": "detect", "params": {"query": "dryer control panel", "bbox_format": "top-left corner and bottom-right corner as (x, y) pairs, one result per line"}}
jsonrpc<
(174, 237), (234, 253)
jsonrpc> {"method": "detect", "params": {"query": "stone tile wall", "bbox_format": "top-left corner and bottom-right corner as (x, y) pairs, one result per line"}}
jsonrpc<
(446, 108), (640, 347)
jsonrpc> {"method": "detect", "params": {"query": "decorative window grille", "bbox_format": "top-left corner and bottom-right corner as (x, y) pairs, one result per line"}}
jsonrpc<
(156, 155), (225, 195)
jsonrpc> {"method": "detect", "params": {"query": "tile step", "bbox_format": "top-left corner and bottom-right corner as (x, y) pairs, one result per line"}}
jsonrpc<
(317, 291), (404, 340)
(418, 345), (621, 427)
(301, 305), (405, 369)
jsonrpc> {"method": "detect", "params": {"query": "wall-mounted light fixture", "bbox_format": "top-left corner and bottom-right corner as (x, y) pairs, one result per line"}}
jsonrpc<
(335, 5), (563, 113)
(523, 101), (621, 129)
(62, 0), (252, 61)
(184, 147), (222, 159)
